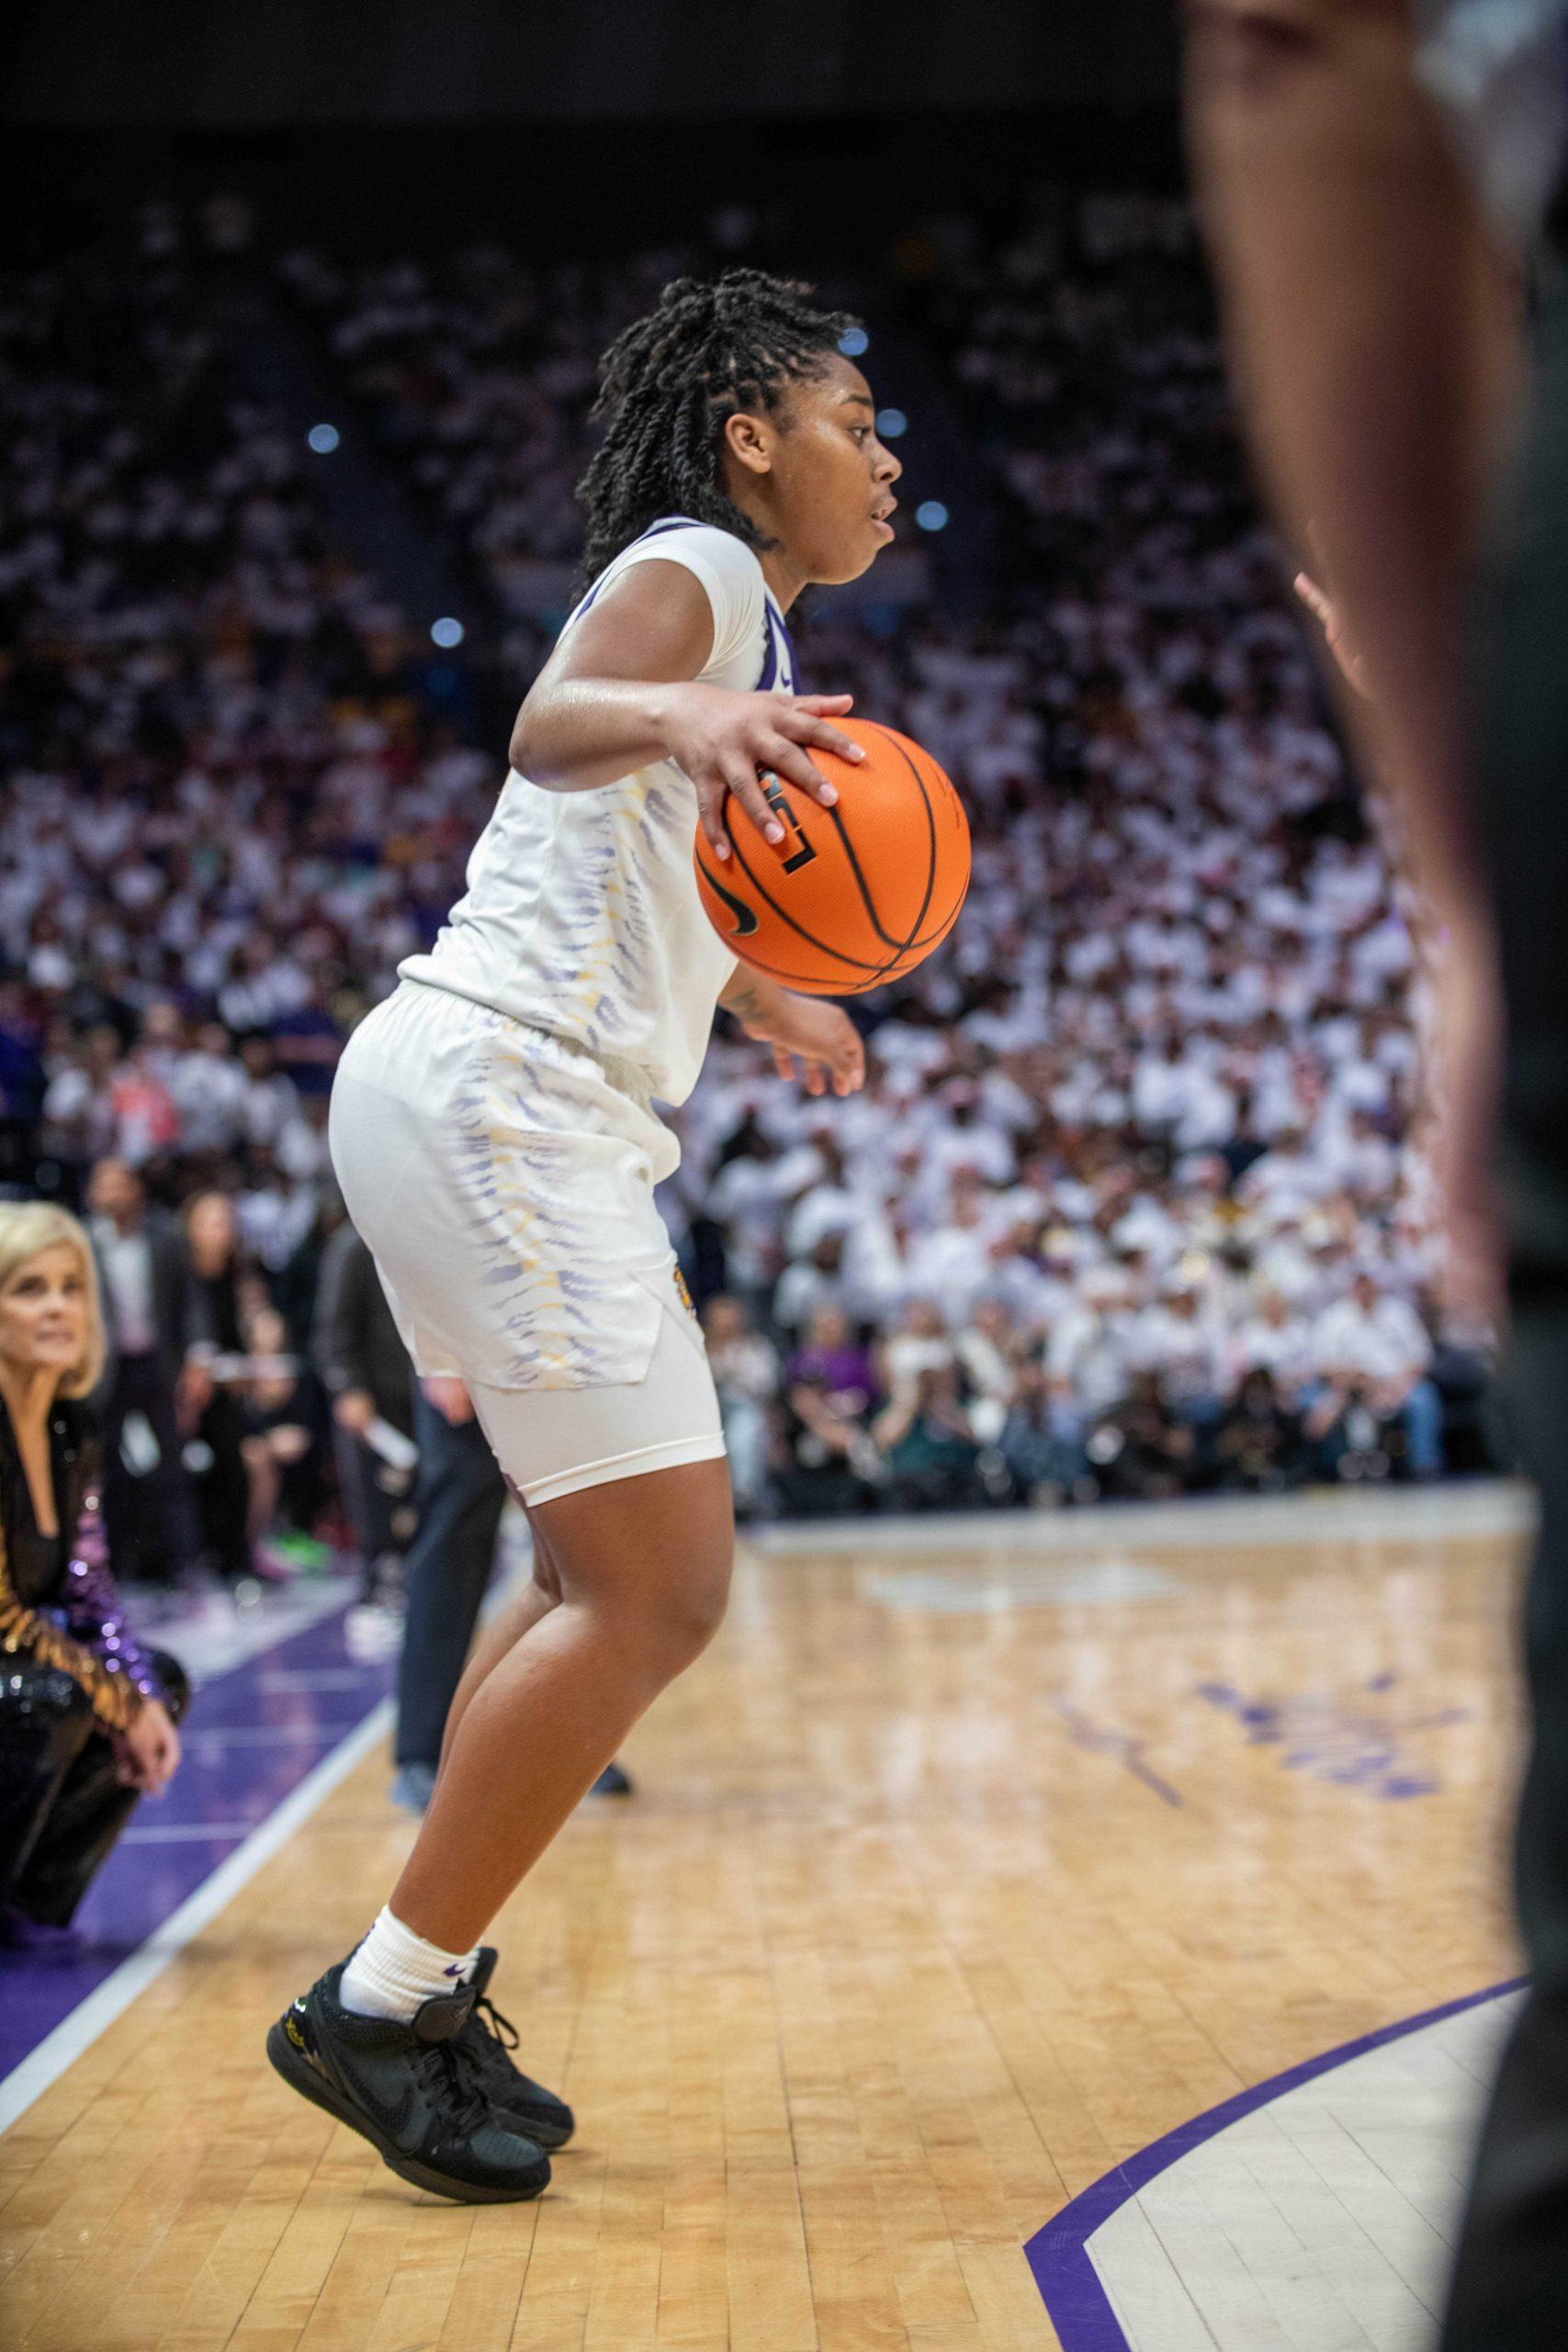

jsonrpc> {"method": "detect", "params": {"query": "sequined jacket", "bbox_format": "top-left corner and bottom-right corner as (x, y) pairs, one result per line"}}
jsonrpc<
(0, 1395), (164, 1732)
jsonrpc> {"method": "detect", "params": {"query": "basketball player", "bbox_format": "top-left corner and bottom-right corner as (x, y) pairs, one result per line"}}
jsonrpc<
(1185, 3), (1568, 2341)
(266, 272), (902, 2201)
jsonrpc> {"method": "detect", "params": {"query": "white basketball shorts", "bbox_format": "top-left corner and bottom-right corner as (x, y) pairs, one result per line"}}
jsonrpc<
(328, 978), (725, 1508)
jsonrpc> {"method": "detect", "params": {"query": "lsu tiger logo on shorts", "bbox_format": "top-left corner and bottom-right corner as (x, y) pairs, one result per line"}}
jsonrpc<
(672, 1266), (696, 1318)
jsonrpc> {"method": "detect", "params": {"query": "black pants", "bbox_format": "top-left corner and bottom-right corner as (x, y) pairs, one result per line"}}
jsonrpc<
(394, 1393), (506, 1770)
(333, 1427), (418, 1600)
(191, 1391), (253, 1579)
(100, 1353), (199, 1585)
(0, 1649), (189, 1927)
(1441, 258), (1568, 2349)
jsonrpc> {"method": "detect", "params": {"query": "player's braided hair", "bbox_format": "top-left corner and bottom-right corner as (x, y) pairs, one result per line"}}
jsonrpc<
(576, 269), (858, 585)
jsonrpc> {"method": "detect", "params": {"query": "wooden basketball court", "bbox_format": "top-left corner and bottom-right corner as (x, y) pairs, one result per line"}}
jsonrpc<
(0, 1487), (1530, 2351)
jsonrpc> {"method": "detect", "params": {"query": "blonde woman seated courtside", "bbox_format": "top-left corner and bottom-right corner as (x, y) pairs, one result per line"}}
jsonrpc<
(0, 1202), (186, 1946)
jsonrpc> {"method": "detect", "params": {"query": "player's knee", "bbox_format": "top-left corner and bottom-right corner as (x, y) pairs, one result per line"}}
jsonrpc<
(617, 1546), (733, 1678)
(668, 1553), (733, 1659)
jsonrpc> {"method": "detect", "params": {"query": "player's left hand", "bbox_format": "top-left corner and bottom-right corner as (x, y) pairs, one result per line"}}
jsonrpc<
(743, 996), (865, 1097)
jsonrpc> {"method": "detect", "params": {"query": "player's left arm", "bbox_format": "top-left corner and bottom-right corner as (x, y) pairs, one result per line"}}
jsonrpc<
(718, 970), (865, 1099)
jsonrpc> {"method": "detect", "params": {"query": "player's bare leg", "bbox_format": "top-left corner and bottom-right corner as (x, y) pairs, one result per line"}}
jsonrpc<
(432, 1513), (566, 1780)
(268, 1457), (731, 2195)
(391, 1456), (733, 1951)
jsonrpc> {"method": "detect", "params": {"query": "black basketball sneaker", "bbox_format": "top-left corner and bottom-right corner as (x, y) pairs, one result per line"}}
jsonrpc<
(266, 1962), (552, 2202)
(457, 1948), (576, 2151)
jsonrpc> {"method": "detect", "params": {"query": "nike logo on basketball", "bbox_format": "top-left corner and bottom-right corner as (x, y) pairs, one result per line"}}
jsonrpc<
(703, 871), (760, 937)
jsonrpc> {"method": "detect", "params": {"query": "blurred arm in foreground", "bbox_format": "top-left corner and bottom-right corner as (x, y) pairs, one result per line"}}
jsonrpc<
(1182, 0), (1523, 1305)
(1189, 13), (1568, 2349)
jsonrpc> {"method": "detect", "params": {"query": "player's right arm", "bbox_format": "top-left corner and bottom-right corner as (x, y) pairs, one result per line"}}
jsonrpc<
(510, 560), (864, 863)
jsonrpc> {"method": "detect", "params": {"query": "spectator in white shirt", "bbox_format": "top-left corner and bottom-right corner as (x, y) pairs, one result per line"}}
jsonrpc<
(1237, 1130), (1332, 1221)
(705, 1130), (786, 1300)
(779, 1127), (860, 1260)
(1247, 1215), (1323, 1306)
(170, 1022), (250, 1158)
(1231, 1286), (1317, 1403)
(1317, 1107), (1402, 1204)
(903, 1175), (998, 1330)
(955, 1298), (1021, 1444)
(1129, 1279), (1230, 1464)
(702, 1295), (779, 1518)
(773, 1230), (850, 1338)
(1046, 1276), (1134, 1421)
(984, 1220), (1073, 1337)
(1307, 1272), (1443, 1478)
(40, 1028), (120, 1175)
(882, 1298), (957, 1405)
(237, 1036), (303, 1152)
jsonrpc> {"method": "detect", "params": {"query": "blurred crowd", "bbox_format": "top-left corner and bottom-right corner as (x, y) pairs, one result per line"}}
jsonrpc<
(277, 241), (672, 617)
(0, 193), (1502, 1572)
(671, 190), (1499, 1510)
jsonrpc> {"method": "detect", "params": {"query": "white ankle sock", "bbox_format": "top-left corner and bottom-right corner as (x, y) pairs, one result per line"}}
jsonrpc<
(339, 1905), (480, 2022)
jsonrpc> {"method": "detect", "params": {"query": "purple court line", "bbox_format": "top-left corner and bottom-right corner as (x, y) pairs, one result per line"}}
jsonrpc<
(1023, 1974), (1529, 2350)
(0, 1600), (392, 2086)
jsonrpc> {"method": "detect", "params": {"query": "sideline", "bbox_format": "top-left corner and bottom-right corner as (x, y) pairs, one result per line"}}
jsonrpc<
(751, 1479), (1536, 1558)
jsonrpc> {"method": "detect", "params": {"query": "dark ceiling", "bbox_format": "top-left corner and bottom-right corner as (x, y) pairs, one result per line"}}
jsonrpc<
(1, 0), (1178, 127)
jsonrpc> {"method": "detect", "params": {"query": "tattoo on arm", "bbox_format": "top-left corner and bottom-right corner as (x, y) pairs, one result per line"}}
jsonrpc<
(718, 970), (774, 1025)
(725, 981), (767, 1023)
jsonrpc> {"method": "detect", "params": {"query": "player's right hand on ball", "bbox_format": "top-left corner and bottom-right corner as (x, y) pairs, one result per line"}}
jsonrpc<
(662, 684), (865, 862)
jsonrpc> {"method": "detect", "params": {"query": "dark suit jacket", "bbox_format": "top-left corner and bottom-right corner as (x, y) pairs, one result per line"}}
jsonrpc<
(310, 1222), (414, 1436)
(89, 1211), (196, 1393)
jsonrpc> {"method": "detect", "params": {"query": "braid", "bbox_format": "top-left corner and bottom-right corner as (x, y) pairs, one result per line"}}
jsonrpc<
(576, 269), (857, 586)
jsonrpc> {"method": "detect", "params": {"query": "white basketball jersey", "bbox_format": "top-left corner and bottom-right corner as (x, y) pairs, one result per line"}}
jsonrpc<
(399, 518), (798, 1106)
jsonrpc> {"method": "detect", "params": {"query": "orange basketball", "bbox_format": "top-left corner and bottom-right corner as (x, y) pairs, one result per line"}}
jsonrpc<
(693, 717), (971, 996)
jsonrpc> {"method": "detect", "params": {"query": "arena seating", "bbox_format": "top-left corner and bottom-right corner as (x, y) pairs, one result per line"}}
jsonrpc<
(0, 193), (1495, 1554)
